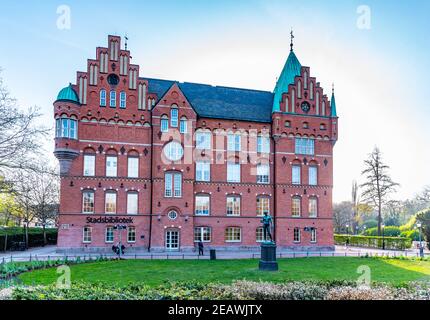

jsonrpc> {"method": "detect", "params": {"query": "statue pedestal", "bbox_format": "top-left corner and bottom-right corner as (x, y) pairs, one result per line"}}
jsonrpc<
(259, 243), (279, 271)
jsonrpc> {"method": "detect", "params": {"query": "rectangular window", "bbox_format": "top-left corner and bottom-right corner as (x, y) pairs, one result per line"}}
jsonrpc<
(309, 166), (318, 186)
(69, 120), (77, 139)
(180, 119), (187, 133)
(83, 227), (92, 243)
(105, 227), (114, 243)
(292, 165), (301, 185)
(106, 156), (118, 177)
(257, 197), (270, 216)
(309, 198), (318, 218)
(295, 138), (315, 155)
(226, 196), (241, 216)
(294, 228), (301, 243)
(165, 173), (182, 198)
(127, 193), (138, 215)
(225, 227), (241, 242)
(256, 227), (270, 243)
(196, 132), (211, 150)
(100, 90), (106, 107)
(110, 91), (116, 107)
(227, 133), (241, 152)
(61, 118), (69, 137)
(257, 164), (270, 184)
(194, 227), (211, 242)
(311, 228), (317, 243)
(105, 192), (117, 214)
(196, 161), (210, 182)
(128, 157), (139, 178)
(161, 118), (169, 132)
(171, 109), (178, 127)
(195, 195), (210, 216)
(83, 155), (95, 177)
(292, 197), (301, 217)
(82, 191), (95, 214)
(120, 91), (126, 109)
(257, 136), (270, 154)
(227, 162), (241, 183)
(127, 227), (136, 243)
(55, 119), (61, 137)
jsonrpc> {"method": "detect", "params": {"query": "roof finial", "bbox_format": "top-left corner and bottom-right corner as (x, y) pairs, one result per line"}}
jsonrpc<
(290, 29), (295, 52)
(332, 82), (335, 95)
(124, 34), (129, 50)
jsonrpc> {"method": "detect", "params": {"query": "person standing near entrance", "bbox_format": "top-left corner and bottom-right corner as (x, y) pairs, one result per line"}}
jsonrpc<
(198, 241), (204, 256)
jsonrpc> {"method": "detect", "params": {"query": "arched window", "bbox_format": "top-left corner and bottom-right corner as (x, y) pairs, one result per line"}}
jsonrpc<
(225, 227), (241, 242)
(256, 163), (270, 184)
(120, 91), (126, 109)
(165, 172), (182, 198)
(170, 106), (178, 127)
(196, 130), (211, 150)
(194, 227), (211, 242)
(109, 91), (116, 107)
(100, 89), (107, 107)
(161, 115), (169, 133)
(127, 151), (139, 178)
(195, 194), (210, 216)
(256, 196), (270, 216)
(180, 116), (187, 134)
(292, 163), (301, 185)
(309, 197), (318, 218)
(127, 192), (138, 215)
(82, 190), (95, 214)
(309, 164), (318, 186)
(106, 150), (118, 177)
(105, 191), (117, 214)
(297, 80), (302, 98)
(83, 226), (92, 243)
(226, 195), (241, 216)
(83, 149), (96, 176)
(292, 196), (301, 217)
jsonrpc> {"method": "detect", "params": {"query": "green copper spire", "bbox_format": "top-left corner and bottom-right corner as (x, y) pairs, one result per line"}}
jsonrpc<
(330, 83), (337, 117)
(56, 83), (79, 104)
(272, 31), (302, 112)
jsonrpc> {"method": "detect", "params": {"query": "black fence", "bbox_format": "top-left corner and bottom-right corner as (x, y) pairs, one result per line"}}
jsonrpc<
(0, 232), (57, 252)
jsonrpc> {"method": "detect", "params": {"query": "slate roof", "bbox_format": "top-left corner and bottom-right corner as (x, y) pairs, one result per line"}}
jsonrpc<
(143, 78), (274, 123)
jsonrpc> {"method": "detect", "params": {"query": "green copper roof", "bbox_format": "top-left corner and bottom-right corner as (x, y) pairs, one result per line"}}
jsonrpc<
(331, 91), (337, 117)
(272, 51), (302, 112)
(56, 84), (79, 104)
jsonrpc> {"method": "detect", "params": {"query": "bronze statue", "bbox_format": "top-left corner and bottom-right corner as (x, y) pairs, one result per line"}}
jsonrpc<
(261, 212), (274, 243)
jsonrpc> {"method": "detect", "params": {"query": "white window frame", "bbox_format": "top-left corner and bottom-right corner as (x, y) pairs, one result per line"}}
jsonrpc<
(295, 138), (315, 155)
(309, 197), (318, 218)
(106, 156), (118, 177)
(82, 191), (95, 214)
(83, 154), (96, 177)
(105, 192), (117, 214)
(120, 91), (126, 109)
(309, 166), (318, 186)
(127, 226), (136, 243)
(257, 164), (270, 184)
(161, 116), (169, 133)
(257, 135), (270, 154)
(170, 108), (178, 127)
(127, 192), (138, 215)
(227, 162), (241, 183)
(194, 227), (211, 243)
(127, 157), (139, 178)
(294, 228), (301, 243)
(227, 133), (241, 152)
(109, 91), (116, 107)
(292, 197), (301, 217)
(196, 132), (211, 150)
(83, 227), (92, 243)
(165, 172), (182, 198)
(180, 117), (187, 133)
(69, 119), (77, 139)
(226, 196), (241, 216)
(257, 197), (270, 217)
(195, 195), (210, 216)
(225, 227), (242, 243)
(196, 161), (210, 182)
(100, 89), (107, 107)
(292, 165), (301, 185)
(311, 228), (317, 243)
(105, 227), (114, 243)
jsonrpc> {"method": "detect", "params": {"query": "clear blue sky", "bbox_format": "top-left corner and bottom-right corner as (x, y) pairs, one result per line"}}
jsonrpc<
(1, 0), (429, 202)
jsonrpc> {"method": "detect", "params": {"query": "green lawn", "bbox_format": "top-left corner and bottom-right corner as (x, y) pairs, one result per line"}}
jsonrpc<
(18, 257), (430, 287)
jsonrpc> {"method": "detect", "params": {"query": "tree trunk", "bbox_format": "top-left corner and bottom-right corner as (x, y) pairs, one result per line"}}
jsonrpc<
(377, 199), (382, 237)
(43, 224), (47, 246)
(24, 222), (29, 249)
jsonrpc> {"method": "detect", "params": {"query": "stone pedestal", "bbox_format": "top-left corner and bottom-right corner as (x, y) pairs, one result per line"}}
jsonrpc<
(259, 243), (279, 271)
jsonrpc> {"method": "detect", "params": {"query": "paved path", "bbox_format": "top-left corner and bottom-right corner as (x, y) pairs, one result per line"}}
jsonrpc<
(1, 245), (428, 263)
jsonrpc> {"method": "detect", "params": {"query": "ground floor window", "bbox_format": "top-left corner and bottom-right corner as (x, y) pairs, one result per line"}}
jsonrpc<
(293, 227), (301, 243)
(311, 228), (317, 243)
(83, 227), (92, 243)
(105, 226), (114, 243)
(256, 227), (271, 243)
(194, 227), (211, 242)
(225, 227), (241, 243)
(127, 226), (136, 243)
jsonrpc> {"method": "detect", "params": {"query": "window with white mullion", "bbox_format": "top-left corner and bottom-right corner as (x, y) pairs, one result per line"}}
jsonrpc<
(196, 161), (210, 182)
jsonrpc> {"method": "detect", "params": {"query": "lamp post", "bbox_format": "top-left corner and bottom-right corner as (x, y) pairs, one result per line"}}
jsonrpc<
(382, 224), (385, 251)
(345, 224), (349, 248)
(417, 223), (424, 258)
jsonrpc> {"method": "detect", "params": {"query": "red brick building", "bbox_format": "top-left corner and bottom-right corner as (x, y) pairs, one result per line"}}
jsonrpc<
(54, 35), (338, 252)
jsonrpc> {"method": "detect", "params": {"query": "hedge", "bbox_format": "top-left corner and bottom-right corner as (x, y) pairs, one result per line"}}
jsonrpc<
(0, 228), (57, 251)
(363, 226), (401, 237)
(334, 234), (412, 250)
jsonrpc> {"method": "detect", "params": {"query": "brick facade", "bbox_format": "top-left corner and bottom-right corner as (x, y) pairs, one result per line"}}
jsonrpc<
(54, 35), (338, 252)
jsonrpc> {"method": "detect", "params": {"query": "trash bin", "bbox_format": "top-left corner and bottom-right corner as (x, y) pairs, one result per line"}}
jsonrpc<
(210, 249), (216, 260)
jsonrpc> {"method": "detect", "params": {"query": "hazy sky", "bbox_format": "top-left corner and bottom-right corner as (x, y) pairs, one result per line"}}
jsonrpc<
(0, 0), (429, 203)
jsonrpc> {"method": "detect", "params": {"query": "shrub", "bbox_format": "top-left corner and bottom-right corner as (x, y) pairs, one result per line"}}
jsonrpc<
(334, 235), (412, 250)
(363, 226), (401, 237)
(400, 230), (420, 241)
(0, 228), (58, 251)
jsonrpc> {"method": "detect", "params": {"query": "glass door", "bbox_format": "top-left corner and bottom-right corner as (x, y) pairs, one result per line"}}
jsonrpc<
(165, 230), (180, 251)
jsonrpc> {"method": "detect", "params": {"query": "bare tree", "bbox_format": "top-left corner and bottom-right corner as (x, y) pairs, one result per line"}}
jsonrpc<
(30, 165), (60, 245)
(333, 201), (354, 234)
(0, 70), (49, 183)
(360, 147), (399, 236)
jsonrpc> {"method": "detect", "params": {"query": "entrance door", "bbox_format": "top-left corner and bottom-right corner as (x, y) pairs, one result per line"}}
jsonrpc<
(165, 230), (180, 251)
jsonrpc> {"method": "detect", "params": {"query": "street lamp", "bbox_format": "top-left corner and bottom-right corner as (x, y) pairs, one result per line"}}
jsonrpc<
(417, 223), (424, 258)
(345, 224), (350, 248)
(382, 224), (385, 251)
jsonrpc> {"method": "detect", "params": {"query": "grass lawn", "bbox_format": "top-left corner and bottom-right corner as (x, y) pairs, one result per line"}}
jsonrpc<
(18, 257), (430, 287)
